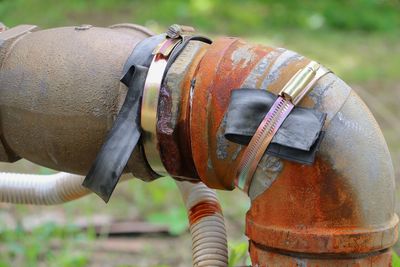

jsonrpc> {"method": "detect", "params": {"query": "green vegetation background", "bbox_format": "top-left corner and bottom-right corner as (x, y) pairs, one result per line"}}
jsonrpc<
(0, 0), (399, 266)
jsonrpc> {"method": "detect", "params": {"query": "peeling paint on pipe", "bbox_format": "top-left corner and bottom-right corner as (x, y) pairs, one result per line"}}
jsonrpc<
(186, 37), (398, 265)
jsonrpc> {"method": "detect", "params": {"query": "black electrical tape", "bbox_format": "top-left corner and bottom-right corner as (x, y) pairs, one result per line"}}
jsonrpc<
(225, 89), (326, 165)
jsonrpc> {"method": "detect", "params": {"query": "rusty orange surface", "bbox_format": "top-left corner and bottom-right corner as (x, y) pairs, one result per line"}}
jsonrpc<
(191, 38), (270, 189)
(190, 37), (238, 189)
(188, 200), (222, 225)
(189, 37), (312, 190)
(249, 241), (393, 267)
(157, 42), (209, 179)
(185, 36), (398, 265)
(246, 158), (398, 254)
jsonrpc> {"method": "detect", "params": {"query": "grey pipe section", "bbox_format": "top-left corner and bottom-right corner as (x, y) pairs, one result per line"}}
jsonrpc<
(249, 72), (396, 225)
(0, 25), (151, 176)
(246, 71), (398, 260)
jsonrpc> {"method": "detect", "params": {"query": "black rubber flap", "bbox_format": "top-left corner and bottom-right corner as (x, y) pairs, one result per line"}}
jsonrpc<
(121, 34), (166, 86)
(82, 65), (148, 202)
(83, 35), (166, 202)
(225, 88), (326, 165)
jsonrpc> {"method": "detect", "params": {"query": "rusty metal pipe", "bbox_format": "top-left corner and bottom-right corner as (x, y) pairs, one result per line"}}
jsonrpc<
(186, 37), (398, 266)
(0, 23), (397, 266)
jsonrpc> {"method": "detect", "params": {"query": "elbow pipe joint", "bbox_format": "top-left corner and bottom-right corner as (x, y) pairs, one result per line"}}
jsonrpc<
(0, 24), (397, 266)
(184, 37), (398, 265)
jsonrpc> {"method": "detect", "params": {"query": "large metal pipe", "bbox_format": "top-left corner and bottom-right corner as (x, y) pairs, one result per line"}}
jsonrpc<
(0, 24), (152, 178)
(0, 24), (397, 266)
(184, 37), (398, 265)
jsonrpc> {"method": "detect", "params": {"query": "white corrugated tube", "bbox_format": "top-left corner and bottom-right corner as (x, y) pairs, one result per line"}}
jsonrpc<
(176, 180), (228, 267)
(0, 172), (90, 205)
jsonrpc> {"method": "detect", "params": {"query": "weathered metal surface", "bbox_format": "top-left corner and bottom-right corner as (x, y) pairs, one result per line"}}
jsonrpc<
(191, 37), (282, 189)
(246, 75), (398, 259)
(0, 25), (150, 175)
(0, 25), (39, 162)
(159, 41), (209, 179)
(185, 37), (397, 265)
(246, 158), (398, 254)
(249, 242), (393, 267)
(190, 37), (311, 189)
(0, 23), (397, 266)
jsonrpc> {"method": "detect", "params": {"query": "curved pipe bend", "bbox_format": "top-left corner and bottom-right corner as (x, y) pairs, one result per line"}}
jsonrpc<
(246, 74), (398, 255)
(187, 38), (398, 265)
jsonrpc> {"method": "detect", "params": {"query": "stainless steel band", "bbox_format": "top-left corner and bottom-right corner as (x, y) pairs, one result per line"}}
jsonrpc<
(235, 61), (331, 193)
(141, 38), (180, 176)
(140, 25), (195, 176)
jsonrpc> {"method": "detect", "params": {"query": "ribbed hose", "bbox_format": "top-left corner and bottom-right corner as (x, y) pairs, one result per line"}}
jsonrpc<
(0, 172), (89, 205)
(176, 181), (228, 267)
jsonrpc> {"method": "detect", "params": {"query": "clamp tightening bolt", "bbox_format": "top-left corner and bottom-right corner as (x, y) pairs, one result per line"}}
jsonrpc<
(166, 24), (195, 39)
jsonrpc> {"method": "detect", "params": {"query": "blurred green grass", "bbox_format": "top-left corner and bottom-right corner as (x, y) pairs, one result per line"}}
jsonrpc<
(1, 0), (400, 34)
(1, 0), (399, 85)
(0, 0), (399, 266)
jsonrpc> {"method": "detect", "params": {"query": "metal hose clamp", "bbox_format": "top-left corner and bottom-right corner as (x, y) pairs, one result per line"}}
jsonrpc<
(235, 61), (331, 193)
(141, 25), (195, 176)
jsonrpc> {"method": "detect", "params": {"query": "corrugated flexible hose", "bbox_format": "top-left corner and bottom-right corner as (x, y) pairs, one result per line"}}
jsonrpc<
(176, 180), (228, 267)
(0, 172), (90, 205)
(0, 172), (228, 265)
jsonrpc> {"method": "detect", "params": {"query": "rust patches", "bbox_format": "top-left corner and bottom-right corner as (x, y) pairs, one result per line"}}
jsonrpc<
(157, 41), (209, 178)
(175, 34), (398, 265)
(188, 200), (222, 225)
(176, 43), (209, 179)
(157, 83), (181, 173)
(249, 241), (393, 267)
(190, 37), (274, 189)
(246, 157), (398, 254)
(190, 37), (238, 189)
(189, 37), (315, 190)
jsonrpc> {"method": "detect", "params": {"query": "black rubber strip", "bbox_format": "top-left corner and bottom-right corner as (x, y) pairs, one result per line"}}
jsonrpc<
(121, 34), (166, 86)
(225, 88), (326, 165)
(82, 35), (165, 201)
(82, 65), (148, 202)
